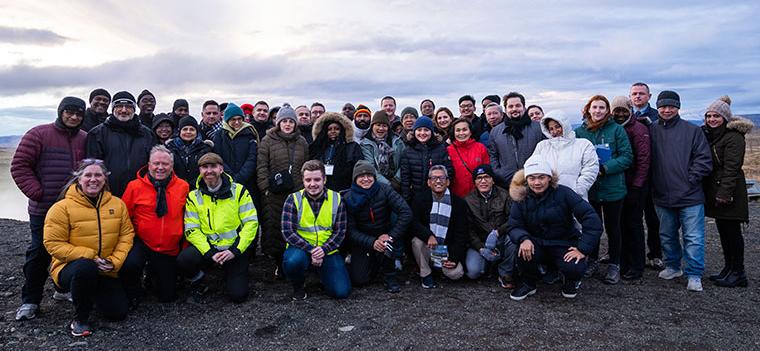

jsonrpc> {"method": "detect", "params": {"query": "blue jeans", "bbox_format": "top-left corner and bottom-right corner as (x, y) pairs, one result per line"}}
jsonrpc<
(464, 235), (517, 279)
(282, 248), (351, 299)
(655, 204), (705, 277)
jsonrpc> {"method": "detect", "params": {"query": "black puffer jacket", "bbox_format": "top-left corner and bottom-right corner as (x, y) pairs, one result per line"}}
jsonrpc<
(166, 137), (213, 190)
(309, 112), (364, 191)
(703, 117), (753, 222)
(399, 138), (454, 202)
(213, 122), (258, 192)
(85, 115), (154, 197)
(345, 182), (412, 249)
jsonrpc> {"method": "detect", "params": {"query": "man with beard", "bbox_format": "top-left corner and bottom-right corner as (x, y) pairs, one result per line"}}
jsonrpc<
(352, 104), (372, 143)
(381, 96), (400, 124)
(250, 101), (272, 140)
(137, 90), (156, 128)
(488, 92), (544, 187)
(199, 100), (223, 141)
(81, 88), (111, 132)
(86, 91), (155, 197)
(296, 105), (314, 144)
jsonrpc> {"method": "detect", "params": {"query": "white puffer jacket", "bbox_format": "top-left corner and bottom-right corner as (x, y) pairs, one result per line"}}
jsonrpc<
(531, 111), (599, 200)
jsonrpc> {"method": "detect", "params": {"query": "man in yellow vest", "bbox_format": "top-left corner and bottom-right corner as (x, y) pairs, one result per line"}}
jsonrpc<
(178, 152), (259, 303)
(281, 160), (351, 300)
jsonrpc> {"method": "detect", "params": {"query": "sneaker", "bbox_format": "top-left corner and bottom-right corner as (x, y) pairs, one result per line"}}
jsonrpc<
(394, 259), (403, 272)
(509, 283), (537, 301)
(603, 264), (621, 285)
(498, 275), (515, 289)
(15, 303), (38, 321)
(291, 287), (308, 300)
(686, 277), (703, 292)
(583, 259), (598, 278)
(421, 274), (439, 289)
(52, 291), (73, 302)
(384, 274), (401, 293)
(658, 267), (683, 280)
(561, 280), (581, 299)
(648, 258), (665, 270)
(708, 266), (730, 282)
(70, 320), (92, 337)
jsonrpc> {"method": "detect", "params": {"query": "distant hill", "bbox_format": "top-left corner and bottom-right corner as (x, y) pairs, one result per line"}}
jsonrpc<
(0, 136), (21, 148)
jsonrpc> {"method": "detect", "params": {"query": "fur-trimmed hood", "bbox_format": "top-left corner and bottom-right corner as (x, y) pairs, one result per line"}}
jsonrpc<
(509, 169), (560, 202)
(727, 116), (754, 135)
(312, 112), (354, 143)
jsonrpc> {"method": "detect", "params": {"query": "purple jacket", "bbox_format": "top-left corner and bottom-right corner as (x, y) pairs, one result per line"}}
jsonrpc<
(622, 118), (651, 189)
(11, 122), (87, 216)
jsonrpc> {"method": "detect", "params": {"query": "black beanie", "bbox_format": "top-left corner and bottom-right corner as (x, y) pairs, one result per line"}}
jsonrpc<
(173, 99), (189, 111)
(471, 164), (496, 183)
(112, 91), (136, 105)
(137, 89), (155, 103)
(89, 88), (111, 103)
(482, 95), (501, 105)
(178, 115), (199, 132)
(656, 91), (681, 109)
(57, 96), (86, 118)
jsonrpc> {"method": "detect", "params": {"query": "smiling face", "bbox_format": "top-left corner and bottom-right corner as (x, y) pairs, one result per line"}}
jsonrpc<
(414, 127), (432, 143)
(588, 100), (608, 122)
(61, 109), (84, 128)
(303, 169), (325, 197)
(546, 119), (563, 138)
(459, 100), (475, 118)
(382, 98), (396, 116)
(505, 97), (525, 119)
(139, 95), (156, 115)
(253, 103), (269, 122)
(705, 112), (725, 128)
(402, 114), (417, 130)
(78, 164), (107, 197)
(372, 123), (388, 139)
(154, 121), (173, 140)
(658, 105), (679, 120)
(180, 125), (197, 142)
(453, 121), (471, 142)
(113, 102), (135, 122)
(474, 174), (494, 193)
(91, 95), (110, 114)
(436, 111), (452, 129)
(528, 107), (544, 122)
(356, 173), (375, 189)
(200, 162), (223, 187)
(427, 169), (450, 196)
(148, 151), (173, 180)
(202, 105), (221, 125)
(421, 100), (434, 116)
(326, 123), (341, 141)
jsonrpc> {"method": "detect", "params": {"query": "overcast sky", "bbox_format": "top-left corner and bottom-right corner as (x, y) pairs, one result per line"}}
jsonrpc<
(1, 0), (759, 135)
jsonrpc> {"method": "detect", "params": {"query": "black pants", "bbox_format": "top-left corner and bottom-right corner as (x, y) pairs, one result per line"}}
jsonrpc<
(57, 259), (129, 322)
(122, 238), (179, 302)
(176, 246), (249, 303)
(22, 214), (51, 304)
(348, 246), (397, 286)
(621, 188), (646, 274)
(590, 200), (624, 265)
(518, 245), (587, 286)
(644, 185), (662, 259)
(715, 219), (745, 271)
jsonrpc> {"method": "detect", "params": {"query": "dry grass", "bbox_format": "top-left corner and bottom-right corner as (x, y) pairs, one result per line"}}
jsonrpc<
(744, 131), (760, 180)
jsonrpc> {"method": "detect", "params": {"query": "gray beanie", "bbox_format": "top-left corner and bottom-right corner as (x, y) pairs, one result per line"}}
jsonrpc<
(705, 96), (732, 122)
(275, 103), (297, 125)
(352, 160), (376, 181)
(400, 106), (419, 119)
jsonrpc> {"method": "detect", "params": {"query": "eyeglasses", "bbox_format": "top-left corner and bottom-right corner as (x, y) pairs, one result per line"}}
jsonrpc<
(113, 102), (135, 110)
(475, 175), (492, 182)
(63, 109), (85, 117)
(429, 176), (448, 182)
(81, 158), (105, 166)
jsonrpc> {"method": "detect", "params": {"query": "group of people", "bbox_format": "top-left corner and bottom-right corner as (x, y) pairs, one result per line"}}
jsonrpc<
(9, 83), (752, 337)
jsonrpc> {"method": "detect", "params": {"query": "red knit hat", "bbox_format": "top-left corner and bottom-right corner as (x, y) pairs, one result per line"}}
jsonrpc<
(241, 103), (254, 115)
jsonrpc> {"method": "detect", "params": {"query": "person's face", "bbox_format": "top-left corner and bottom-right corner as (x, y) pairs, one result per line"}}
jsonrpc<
(296, 107), (312, 126)
(485, 107), (503, 127)
(356, 173), (375, 189)
(482, 99), (494, 110)
(174, 106), (189, 118)
(326, 123), (341, 141)
(303, 169), (325, 197)
(589, 100), (608, 122)
(154, 121), (173, 140)
(505, 97), (525, 119)
(202, 105), (221, 124)
(527, 174), (550, 195)
(342, 104), (356, 119)
(414, 127), (431, 143)
(372, 123), (388, 139)
(61, 109), (84, 128)
(148, 151), (172, 180)
(382, 99), (396, 115)
(200, 163), (223, 186)
(629, 85), (651, 108)
(475, 174), (494, 193)
(453, 122), (471, 142)
(546, 119), (564, 138)
(528, 107), (543, 122)
(705, 112), (725, 128)
(427, 170), (450, 195)
(180, 126), (197, 142)
(113, 102), (135, 122)
(612, 107), (631, 124)
(436, 112), (452, 129)
(459, 100), (475, 118)
(280, 119), (296, 133)
(421, 101), (434, 116)
(228, 116), (244, 131)
(253, 104), (269, 122)
(311, 106), (325, 121)
(91, 95), (110, 114)
(354, 112), (371, 129)
(139, 96), (155, 115)
(78, 164), (106, 197)
(658, 105), (679, 120)
(402, 114), (417, 130)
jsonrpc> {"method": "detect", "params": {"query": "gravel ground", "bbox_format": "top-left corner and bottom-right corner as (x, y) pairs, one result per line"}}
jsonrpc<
(0, 204), (759, 350)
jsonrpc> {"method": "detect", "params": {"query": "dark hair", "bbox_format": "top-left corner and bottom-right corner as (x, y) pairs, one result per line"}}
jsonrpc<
(202, 100), (219, 110)
(311, 102), (325, 110)
(449, 118), (475, 143)
(254, 100), (269, 108)
(420, 99), (435, 110)
(503, 92), (525, 107)
(268, 106), (280, 121)
(458, 95), (476, 105)
(526, 105), (543, 113)
(631, 82), (650, 93)
(219, 102), (228, 112)
(380, 96), (396, 105)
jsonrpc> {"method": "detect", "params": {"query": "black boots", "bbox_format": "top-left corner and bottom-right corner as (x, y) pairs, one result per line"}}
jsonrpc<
(708, 266), (731, 282)
(714, 271), (748, 288)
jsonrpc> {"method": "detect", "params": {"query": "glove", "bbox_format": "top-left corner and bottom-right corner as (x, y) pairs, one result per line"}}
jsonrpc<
(479, 248), (500, 262)
(484, 230), (499, 250)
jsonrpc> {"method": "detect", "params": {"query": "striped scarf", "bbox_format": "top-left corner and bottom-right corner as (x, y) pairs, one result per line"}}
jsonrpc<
(429, 189), (452, 242)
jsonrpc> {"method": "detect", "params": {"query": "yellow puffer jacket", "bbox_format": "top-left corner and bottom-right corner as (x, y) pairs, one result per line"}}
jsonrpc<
(43, 184), (135, 286)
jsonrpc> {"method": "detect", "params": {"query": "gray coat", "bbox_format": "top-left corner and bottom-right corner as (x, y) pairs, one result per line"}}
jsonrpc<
(487, 120), (544, 185)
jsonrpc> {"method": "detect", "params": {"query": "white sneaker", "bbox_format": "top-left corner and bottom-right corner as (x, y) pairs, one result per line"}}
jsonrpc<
(658, 267), (683, 280)
(15, 303), (38, 321)
(53, 291), (73, 302)
(687, 277), (703, 292)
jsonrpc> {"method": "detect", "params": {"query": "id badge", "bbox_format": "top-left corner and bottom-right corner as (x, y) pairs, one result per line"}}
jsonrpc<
(325, 164), (335, 175)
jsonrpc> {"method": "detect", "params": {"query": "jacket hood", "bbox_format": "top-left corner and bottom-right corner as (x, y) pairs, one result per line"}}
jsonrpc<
(312, 112), (355, 142)
(539, 111), (576, 141)
(151, 113), (175, 131)
(223, 121), (259, 140)
(509, 169), (560, 202)
(726, 116), (754, 135)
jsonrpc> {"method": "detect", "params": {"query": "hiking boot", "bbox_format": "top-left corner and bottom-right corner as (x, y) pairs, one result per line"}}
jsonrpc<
(658, 267), (683, 280)
(292, 287), (308, 300)
(52, 291), (73, 302)
(561, 280), (581, 299)
(603, 264), (620, 285)
(70, 320), (92, 337)
(583, 259), (598, 278)
(509, 283), (536, 301)
(421, 274), (439, 289)
(648, 258), (665, 270)
(15, 303), (38, 321)
(708, 266), (731, 282)
(384, 273), (401, 293)
(686, 277), (703, 292)
(498, 275), (515, 289)
(715, 271), (748, 288)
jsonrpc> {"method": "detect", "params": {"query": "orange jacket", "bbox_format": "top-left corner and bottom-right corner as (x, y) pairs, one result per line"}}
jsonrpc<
(122, 167), (189, 256)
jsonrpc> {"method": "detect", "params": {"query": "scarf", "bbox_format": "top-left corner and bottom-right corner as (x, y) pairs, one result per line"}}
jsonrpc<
(149, 173), (171, 217)
(375, 136), (393, 178)
(429, 189), (452, 241)
(703, 124), (726, 144)
(503, 112), (532, 140)
(585, 115), (609, 132)
(201, 120), (223, 140)
(344, 182), (379, 211)
(106, 115), (142, 135)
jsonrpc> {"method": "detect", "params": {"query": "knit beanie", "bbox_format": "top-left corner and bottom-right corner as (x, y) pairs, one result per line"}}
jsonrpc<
(370, 110), (390, 127)
(57, 96), (86, 118)
(241, 103), (254, 115)
(354, 104), (371, 118)
(523, 154), (553, 177)
(352, 160), (377, 181)
(482, 94), (501, 105)
(89, 88), (111, 103)
(173, 99), (189, 111)
(656, 91), (681, 109)
(275, 103), (297, 125)
(412, 116), (434, 131)
(400, 107), (419, 119)
(705, 96), (732, 122)
(178, 115), (199, 132)
(112, 91), (136, 106)
(471, 164), (495, 184)
(137, 89), (155, 103)
(610, 96), (632, 114)
(223, 103), (244, 122)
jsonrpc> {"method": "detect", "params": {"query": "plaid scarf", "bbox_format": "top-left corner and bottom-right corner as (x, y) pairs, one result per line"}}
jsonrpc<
(375, 138), (393, 178)
(429, 189), (452, 241)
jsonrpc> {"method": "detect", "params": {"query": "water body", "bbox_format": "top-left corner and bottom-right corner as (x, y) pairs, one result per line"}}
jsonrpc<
(0, 147), (30, 221)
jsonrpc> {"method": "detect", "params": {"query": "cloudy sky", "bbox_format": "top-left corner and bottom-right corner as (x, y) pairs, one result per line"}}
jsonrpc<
(1, 0), (759, 135)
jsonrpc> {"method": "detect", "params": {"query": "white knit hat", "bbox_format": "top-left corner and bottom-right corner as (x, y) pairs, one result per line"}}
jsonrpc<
(523, 154), (553, 177)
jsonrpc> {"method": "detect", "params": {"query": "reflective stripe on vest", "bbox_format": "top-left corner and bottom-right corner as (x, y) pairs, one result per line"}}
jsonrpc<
(292, 190), (340, 248)
(207, 229), (238, 242)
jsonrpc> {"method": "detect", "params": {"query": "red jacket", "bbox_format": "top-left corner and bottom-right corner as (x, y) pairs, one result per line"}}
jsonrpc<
(122, 167), (189, 256)
(447, 139), (490, 198)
